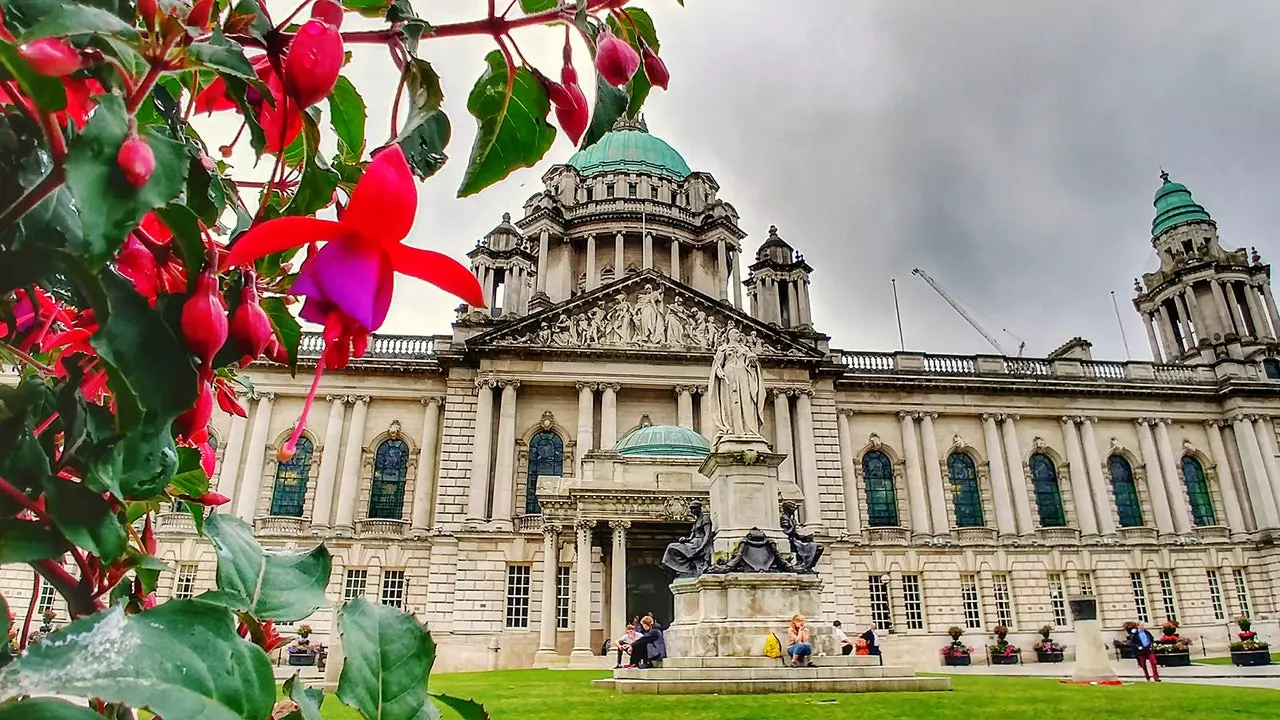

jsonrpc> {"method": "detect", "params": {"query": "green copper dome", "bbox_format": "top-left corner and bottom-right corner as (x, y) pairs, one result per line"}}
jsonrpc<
(567, 117), (692, 181)
(1152, 171), (1212, 237)
(615, 424), (710, 458)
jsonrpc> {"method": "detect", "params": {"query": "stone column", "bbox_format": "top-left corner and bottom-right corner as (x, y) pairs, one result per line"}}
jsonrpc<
(1235, 416), (1280, 531)
(1244, 284), (1267, 337)
(1135, 419), (1175, 534)
(1157, 303), (1180, 357)
(798, 279), (813, 326)
(333, 395), (369, 535)
(215, 404), (250, 508)
(1225, 282), (1249, 336)
(676, 386), (694, 429)
(585, 235), (597, 291)
(1262, 283), (1280, 336)
(698, 387), (713, 441)
(899, 412), (931, 538)
(534, 525), (561, 666)
(794, 390), (823, 528)
(1143, 312), (1163, 362)
(490, 380), (520, 530)
(536, 230), (549, 294)
(600, 383), (619, 451)
(786, 281), (800, 327)
(614, 233), (624, 279)
(769, 278), (783, 326)
(1152, 419), (1193, 534)
(716, 238), (728, 301)
(1061, 417), (1099, 536)
(569, 520), (597, 663)
(1206, 421), (1248, 536)
(1184, 287), (1207, 344)
(409, 397), (443, 536)
(1253, 417), (1280, 520)
(981, 414), (1016, 538)
(234, 392), (275, 523)
(1249, 283), (1274, 338)
(466, 379), (496, 523)
(575, 382), (595, 478)
(309, 395), (347, 533)
(919, 412), (950, 537)
(1175, 293), (1196, 346)
(1210, 280), (1235, 336)
(836, 409), (862, 537)
(1078, 417), (1116, 536)
(609, 521), (629, 642)
(642, 232), (653, 270)
(1001, 415), (1035, 536)
(670, 238), (681, 283)
(731, 250), (743, 309)
(772, 389), (797, 488)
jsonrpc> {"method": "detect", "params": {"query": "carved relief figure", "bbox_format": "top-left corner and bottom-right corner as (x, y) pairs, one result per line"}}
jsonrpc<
(780, 503), (824, 573)
(707, 326), (766, 439)
(608, 292), (635, 345)
(635, 284), (665, 345)
(665, 296), (687, 345)
(661, 501), (715, 578)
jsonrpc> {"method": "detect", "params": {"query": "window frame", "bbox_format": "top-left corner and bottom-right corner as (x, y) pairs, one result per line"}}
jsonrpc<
(1109, 455), (1144, 527)
(1047, 572), (1068, 628)
(862, 451), (899, 527)
(1206, 569), (1225, 621)
(368, 438), (411, 520)
(948, 453), (985, 528)
(1028, 453), (1066, 527)
(1180, 456), (1216, 526)
(505, 564), (532, 629)
(868, 575), (893, 632)
(343, 569), (368, 602)
(901, 574), (925, 631)
(960, 573), (983, 630)
(380, 569), (407, 609)
(174, 562), (198, 600)
(269, 435), (313, 517)
(1130, 571), (1151, 624)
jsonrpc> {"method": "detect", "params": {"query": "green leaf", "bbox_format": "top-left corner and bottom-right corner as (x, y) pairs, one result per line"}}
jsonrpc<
(203, 514), (332, 622)
(431, 694), (490, 720)
(336, 598), (438, 720)
(18, 3), (138, 41)
(342, 0), (390, 17)
(0, 697), (111, 719)
(0, 39), (65, 112)
(282, 673), (326, 720)
(223, 0), (273, 41)
(0, 602), (275, 720)
(0, 593), (10, 670)
(0, 519), (69, 563)
(86, 424), (179, 500)
(64, 94), (188, 271)
(328, 76), (366, 163)
(518, 0), (556, 11)
(399, 110), (450, 180)
(581, 71), (628, 150)
(186, 31), (258, 80)
(457, 50), (556, 198)
(154, 204), (207, 279)
(44, 478), (128, 563)
(261, 296), (301, 374)
(169, 446), (210, 498)
(607, 7), (659, 51)
(289, 111), (340, 216)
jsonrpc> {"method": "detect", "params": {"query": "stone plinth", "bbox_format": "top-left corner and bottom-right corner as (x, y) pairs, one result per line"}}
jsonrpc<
(596, 656), (952, 695)
(1071, 618), (1119, 684)
(699, 439), (787, 555)
(666, 572), (830, 658)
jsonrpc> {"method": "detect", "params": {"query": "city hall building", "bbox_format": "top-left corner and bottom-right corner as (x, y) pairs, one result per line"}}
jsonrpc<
(7, 117), (1280, 670)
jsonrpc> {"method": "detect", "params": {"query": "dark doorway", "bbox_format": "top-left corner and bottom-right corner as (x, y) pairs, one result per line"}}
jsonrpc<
(627, 564), (675, 628)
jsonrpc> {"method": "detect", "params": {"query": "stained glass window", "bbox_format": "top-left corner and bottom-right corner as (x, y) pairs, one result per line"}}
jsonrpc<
(1109, 455), (1143, 527)
(368, 439), (409, 519)
(1181, 456), (1216, 526)
(525, 431), (563, 514)
(948, 452), (984, 527)
(1029, 453), (1066, 527)
(269, 436), (312, 517)
(862, 451), (899, 527)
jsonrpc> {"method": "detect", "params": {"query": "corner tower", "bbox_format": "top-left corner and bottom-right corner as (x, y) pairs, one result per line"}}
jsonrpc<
(744, 225), (815, 330)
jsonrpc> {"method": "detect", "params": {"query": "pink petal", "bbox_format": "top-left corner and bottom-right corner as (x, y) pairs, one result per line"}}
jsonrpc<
(342, 145), (417, 246)
(224, 217), (344, 269)
(387, 243), (487, 308)
(292, 240), (394, 331)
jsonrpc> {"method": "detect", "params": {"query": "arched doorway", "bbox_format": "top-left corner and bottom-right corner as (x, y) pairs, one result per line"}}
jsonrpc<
(627, 564), (675, 628)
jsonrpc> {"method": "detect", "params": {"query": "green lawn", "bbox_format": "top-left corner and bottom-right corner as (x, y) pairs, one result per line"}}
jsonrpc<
(1197, 653), (1280, 665)
(311, 669), (1277, 720)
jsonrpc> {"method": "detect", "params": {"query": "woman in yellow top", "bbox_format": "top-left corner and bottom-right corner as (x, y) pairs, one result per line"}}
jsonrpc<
(786, 614), (814, 667)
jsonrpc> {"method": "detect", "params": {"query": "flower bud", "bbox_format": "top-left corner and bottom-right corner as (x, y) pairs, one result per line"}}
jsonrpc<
(136, 0), (159, 25)
(283, 16), (344, 108)
(641, 44), (669, 90)
(181, 271), (228, 368)
(595, 28), (640, 87)
(310, 0), (344, 27)
(18, 38), (82, 77)
(117, 136), (156, 188)
(538, 65), (588, 145)
(192, 491), (231, 507)
(198, 438), (217, 477)
(187, 0), (214, 30)
(230, 282), (275, 362)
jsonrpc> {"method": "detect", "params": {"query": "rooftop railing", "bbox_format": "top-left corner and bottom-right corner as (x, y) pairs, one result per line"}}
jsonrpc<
(831, 349), (1221, 386)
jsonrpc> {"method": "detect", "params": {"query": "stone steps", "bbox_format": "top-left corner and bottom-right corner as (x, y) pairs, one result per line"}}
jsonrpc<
(598, 655), (952, 695)
(595, 676), (953, 695)
(662, 656), (881, 668)
(614, 665), (919, 681)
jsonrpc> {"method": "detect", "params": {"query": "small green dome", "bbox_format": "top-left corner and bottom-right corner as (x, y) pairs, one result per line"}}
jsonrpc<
(615, 424), (710, 458)
(1152, 171), (1212, 237)
(567, 118), (692, 181)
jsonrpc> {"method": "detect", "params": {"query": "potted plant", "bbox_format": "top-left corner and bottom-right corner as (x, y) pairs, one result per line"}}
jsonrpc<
(1153, 620), (1192, 667)
(26, 609), (57, 646)
(287, 623), (318, 666)
(987, 625), (1020, 665)
(1115, 621), (1138, 659)
(941, 626), (973, 666)
(1230, 616), (1271, 666)
(1034, 625), (1066, 663)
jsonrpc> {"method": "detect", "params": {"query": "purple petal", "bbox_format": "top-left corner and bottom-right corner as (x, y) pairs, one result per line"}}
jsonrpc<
(292, 241), (393, 331)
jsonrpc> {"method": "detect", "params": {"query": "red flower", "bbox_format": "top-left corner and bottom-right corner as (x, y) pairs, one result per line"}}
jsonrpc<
(282, 1), (344, 109)
(595, 27), (640, 87)
(641, 43), (669, 90)
(18, 39), (82, 77)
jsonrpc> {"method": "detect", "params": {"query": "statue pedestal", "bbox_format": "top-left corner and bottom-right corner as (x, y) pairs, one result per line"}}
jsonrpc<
(665, 573), (829, 658)
(1071, 618), (1120, 684)
(700, 438), (787, 556)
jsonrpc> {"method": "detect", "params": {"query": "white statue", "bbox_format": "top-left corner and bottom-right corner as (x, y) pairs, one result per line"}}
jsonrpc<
(635, 284), (665, 345)
(707, 326), (766, 439)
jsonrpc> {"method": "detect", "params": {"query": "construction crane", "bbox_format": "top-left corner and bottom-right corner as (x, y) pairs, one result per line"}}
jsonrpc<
(911, 268), (1026, 357)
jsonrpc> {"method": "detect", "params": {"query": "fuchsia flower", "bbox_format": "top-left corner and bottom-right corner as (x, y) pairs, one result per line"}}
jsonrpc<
(18, 38), (82, 77)
(224, 145), (484, 458)
(283, 0), (345, 109)
(595, 27), (640, 87)
(641, 43), (669, 90)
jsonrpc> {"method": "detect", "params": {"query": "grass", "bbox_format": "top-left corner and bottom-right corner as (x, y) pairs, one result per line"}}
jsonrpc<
(310, 669), (1278, 720)
(1197, 652), (1280, 665)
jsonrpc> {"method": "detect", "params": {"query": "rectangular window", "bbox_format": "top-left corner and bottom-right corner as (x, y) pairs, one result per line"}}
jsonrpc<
(174, 563), (198, 600)
(1157, 571), (1178, 623)
(902, 574), (924, 631)
(1130, 571), (1151, 624)
(380, 570), (406, 609)
(36, 581), (57, 615)
(1206, 570), (1225, 621)
(585, 187), (594, 202)
(868, 575), (893, 632)
(505, 565), (531, 629)
(1233, 568), (1252, 619)
(992, 573), (1014, 629)
(343, 569), (368, 601)
(555, 566), (570, 630)
(650, 186), (659, 200)
(605, 184), (615, 198)
(1077, 571), (1095, 597)
(1047, 572), (1068, 627)
(627, 182), (637, 198)
(960, 573), (983, 629)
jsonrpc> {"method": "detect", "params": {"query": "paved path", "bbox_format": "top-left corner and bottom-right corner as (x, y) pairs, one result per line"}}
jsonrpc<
(940, 660), (1280, 690)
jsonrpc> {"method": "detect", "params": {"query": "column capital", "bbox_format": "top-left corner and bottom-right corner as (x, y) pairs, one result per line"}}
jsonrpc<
(253, 391), (277, 402)
(980, 412), (997, 423)
(609, 519), (631, 532)
(325, 393), (346, 404)
(344, 394), (370, 405)
(542, 523), (562, 540)
(600, 382), (621, 393)
(918, 411), (938, 421)
(1133, 417), (1151, 428)
(476, 376), (498, 389)
(575, 380), (599, 392)
(1079, 415), (1098, 425)
(1001, 413), (1020, 423)
(421, 396), (445, 407)
(674, 384), (692, 396)
(837, 408), (855, 418)
(575, 519), (597, 533)
(897, 410), (916, 421)
(1150, 417), (1172, 426)
(498, 378), (522, 389)
(693, 384), (708, 395)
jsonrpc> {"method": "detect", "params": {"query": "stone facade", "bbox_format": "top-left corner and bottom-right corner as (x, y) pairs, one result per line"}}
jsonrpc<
(7, 123), (1280, 672)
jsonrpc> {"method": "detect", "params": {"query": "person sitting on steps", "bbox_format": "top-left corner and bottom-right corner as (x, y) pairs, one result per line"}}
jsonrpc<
(626, 615), (667, 669)
(833, 620), (854, 656)
(787, 614), (814, 667)
(614, 624), (639, 668)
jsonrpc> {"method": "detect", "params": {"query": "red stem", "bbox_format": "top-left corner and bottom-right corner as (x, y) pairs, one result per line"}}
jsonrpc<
(32, 558), (100, 618)
(19, 573), (38, 650)
(0, 474), (47, 520)
(0, 168), (65, 236)
(126, 63), (164, 114)
(1, 342), (55, 374)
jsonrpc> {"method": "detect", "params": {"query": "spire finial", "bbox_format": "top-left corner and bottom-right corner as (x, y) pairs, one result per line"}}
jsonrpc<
(1159, 167), (1170, 183)
(502, 211), (511, 222)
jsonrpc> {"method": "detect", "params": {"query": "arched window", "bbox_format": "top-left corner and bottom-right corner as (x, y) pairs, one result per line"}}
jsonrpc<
(862, 451), (899, 527)
(368, 439), (409, 520)
(947, 453), (984, 527)
(526, 431), (564, 514)
(1109, 455), (1143, 527)
(1181, 456), (1216, 526)
(1029, 453), (1066, 527)
(269, 435), (312, 517)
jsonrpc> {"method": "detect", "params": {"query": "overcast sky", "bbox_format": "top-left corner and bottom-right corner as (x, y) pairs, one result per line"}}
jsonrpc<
(229, 1), (1280, 361)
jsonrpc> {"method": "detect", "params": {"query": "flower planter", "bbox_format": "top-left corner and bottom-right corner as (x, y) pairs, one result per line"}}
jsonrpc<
(1155, 652), (1190, 667)
(1231, 649), (1272, 667)
(1116, 646), (1136, 659)
(943, 654), (972, 666)
(990, 653), (1019, 665)
(288, 654), (317, 666)
(1036, 650), (1064, 663)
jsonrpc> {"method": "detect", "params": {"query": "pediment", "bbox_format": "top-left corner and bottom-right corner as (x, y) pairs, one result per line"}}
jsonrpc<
(467, 270), (823, 360)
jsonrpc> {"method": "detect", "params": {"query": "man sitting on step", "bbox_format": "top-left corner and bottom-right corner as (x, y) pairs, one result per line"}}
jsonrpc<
(625, 615), (667, 669)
